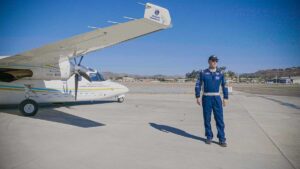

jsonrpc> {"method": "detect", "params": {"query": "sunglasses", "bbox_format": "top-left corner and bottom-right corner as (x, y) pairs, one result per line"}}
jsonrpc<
(210, 59), (218, 62)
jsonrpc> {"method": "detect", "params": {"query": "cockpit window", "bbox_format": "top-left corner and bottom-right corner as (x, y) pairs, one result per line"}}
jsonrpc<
(89, 73), (105, 81)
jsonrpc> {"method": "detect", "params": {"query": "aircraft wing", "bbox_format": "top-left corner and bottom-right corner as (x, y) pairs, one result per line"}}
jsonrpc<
(0, 3), (171, 67)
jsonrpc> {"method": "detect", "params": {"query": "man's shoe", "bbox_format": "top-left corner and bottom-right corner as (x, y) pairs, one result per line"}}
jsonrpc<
(205, 139), (212, 144)
(219, 141), (227, 147)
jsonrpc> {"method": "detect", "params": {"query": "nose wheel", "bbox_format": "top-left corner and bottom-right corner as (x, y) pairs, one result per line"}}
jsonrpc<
(117, 95), (125, 103)
(117, 97), (125, 103)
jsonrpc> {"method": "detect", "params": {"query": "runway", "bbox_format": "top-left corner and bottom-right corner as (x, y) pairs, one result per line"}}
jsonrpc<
(0, 84), (299, 169)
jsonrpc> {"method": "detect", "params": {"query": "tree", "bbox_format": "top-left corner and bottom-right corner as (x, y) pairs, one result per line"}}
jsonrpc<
(185, 70), (200, 79)
(219, 66), (226, 72)
(226, 70), (236, 78)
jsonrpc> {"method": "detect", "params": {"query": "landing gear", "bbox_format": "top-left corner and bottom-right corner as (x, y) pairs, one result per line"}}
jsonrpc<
(19, 84), (39, 116)
(117, 97), (125, 103)
(19, 99), (38, 116)
(117, 95), (125, 103)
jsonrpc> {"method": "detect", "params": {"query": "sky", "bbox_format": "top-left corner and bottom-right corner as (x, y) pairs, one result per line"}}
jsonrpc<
(0, 0), (299, 75)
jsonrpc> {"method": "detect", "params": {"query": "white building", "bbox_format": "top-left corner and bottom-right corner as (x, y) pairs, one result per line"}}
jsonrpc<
(177, 78), (186, 83)
(292, 76), (300, 84)
(279, 77), (292, 84)
(118, 77), (136, 82)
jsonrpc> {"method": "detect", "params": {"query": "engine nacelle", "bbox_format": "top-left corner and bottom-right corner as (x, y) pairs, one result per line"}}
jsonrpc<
(12, 57), (90, 81)
(23, 58), (74, 80)
(59, 57), (74, 80)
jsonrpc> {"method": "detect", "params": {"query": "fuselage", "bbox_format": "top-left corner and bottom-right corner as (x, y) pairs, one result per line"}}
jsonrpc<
(0, 74), (129, 105)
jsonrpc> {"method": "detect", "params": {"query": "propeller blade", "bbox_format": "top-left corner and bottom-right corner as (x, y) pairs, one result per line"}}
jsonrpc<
(78, 56), (84, 66)
(79, 71), (92, 82)
(75, 74), (79, 101)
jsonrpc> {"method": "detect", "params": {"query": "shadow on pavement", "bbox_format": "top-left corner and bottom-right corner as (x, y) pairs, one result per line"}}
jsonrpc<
(34, 109), (105, 128)
(149, 122), (219, 144)
(259, 96), (300, 110)
(0, 101), (115, 128)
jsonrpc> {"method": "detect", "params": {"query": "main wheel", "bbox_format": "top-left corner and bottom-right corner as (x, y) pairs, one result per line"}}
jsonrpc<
(19, 99), (39, 116)
(117, 97), (124, 103)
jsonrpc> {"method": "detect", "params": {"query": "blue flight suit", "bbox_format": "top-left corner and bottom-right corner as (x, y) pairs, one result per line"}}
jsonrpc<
(195, 68), (228, 142)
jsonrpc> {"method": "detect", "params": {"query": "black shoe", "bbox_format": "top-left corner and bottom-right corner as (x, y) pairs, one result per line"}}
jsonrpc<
(219, 141), (227, 147)
(205, 139), (212, 144)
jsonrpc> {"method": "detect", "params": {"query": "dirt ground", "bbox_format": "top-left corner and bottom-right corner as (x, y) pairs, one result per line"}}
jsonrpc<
(121, 82), (300, 97)
(231, 83), (300, 97)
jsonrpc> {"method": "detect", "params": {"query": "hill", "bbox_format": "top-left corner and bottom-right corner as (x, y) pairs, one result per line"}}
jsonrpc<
(240, 67), (300, 79)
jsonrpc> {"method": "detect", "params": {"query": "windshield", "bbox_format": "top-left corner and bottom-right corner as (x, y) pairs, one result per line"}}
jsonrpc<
(89, 72), (105, 82)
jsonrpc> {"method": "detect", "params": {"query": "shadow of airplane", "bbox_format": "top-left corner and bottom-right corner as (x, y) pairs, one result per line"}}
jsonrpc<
(259, 96), (300, 110)
(0, 100), (116, 128)
(149, 122), (219, 144)
(48, 100), (117, 109)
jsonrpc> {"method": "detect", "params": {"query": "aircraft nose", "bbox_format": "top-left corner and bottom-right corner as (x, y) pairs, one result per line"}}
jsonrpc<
(120, 84), (129, 93)
(112, 82), (129, 93)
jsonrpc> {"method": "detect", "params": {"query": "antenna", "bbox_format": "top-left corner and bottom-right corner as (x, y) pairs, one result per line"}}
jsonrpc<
(123, 16), (137, 20)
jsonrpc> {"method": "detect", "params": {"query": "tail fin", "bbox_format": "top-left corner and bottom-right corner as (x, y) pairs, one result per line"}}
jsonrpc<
(144, 3), (172, 27)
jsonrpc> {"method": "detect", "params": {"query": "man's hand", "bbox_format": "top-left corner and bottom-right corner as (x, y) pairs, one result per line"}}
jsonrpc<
(223, 99), (228, 107)
(196, 98), (201, 106)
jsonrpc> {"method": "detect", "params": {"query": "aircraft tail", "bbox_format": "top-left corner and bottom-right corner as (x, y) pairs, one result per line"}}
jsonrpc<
(144, 3), (172, 27)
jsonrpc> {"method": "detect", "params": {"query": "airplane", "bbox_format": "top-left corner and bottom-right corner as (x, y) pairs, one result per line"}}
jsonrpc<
(0, 3), (172, 116)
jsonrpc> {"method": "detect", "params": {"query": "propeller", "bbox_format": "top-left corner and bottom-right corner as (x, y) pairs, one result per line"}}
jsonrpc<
(73, 56), (91, 101)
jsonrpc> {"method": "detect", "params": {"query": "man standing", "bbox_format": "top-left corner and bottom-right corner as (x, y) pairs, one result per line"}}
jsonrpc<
(195, 55), (229, 147)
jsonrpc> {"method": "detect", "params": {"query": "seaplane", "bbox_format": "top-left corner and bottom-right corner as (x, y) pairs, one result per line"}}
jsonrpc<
(0, 3), (172, 116)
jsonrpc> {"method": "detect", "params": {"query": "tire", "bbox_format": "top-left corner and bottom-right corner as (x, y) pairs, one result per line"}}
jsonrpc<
(19, 99), (39, 116)
(117, 97), (124, 103)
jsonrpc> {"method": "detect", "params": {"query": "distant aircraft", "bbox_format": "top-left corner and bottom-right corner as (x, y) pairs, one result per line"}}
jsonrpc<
(0, 3), (172, 116)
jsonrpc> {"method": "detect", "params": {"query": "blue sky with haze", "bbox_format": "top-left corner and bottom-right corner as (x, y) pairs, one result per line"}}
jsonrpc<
(0, 0), (299, 75)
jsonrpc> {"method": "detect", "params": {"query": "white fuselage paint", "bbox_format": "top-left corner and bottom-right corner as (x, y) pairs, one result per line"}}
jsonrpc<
(0, 75), (129, 105)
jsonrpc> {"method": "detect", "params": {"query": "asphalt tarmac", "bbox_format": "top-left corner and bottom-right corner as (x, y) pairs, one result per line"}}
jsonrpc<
(0, 84), (299, 169)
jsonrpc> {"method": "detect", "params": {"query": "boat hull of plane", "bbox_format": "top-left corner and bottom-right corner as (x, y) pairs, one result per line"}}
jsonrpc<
(0, 79), (129, 105)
